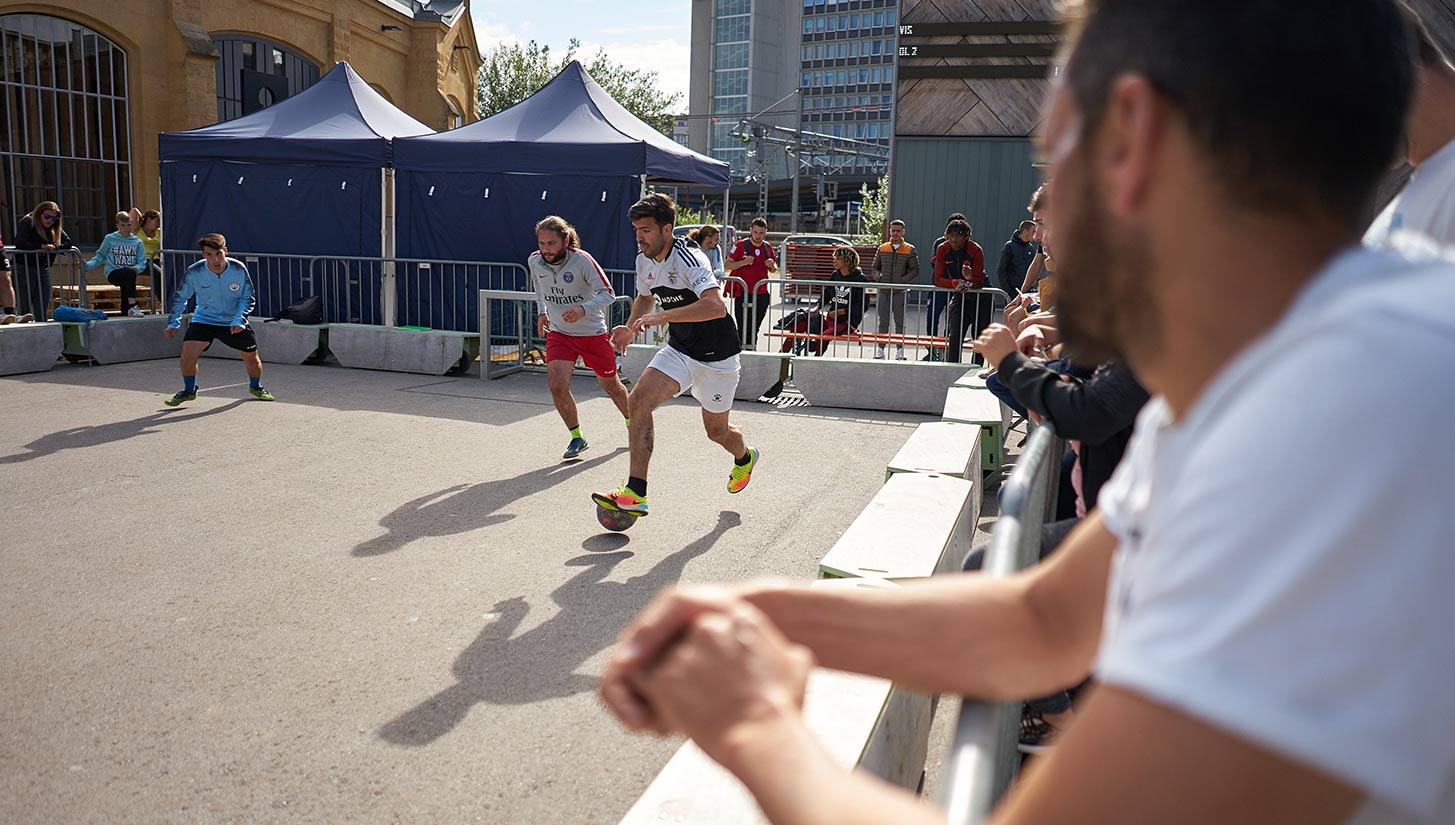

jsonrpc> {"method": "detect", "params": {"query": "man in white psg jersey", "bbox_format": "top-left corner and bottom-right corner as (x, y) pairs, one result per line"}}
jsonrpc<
(529, 215), (632, 459)
(592, 193), (760, 517)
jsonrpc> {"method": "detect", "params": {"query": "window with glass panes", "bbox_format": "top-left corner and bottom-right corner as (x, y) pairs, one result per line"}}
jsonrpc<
(0, 13), (132, 245)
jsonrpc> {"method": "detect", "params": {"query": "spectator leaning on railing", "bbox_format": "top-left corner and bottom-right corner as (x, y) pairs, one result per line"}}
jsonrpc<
(0, 225), (16, 324)
(924, 212), (964, 344)
(933, 218), (988, 365)
(600, 2), (1455, 824)
(869, 218), (920, 359)
(12, 200), (75, 322)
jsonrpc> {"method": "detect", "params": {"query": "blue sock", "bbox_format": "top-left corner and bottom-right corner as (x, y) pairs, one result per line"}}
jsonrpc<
(183, 374), (196, 393)
(249, 376), (262, 390)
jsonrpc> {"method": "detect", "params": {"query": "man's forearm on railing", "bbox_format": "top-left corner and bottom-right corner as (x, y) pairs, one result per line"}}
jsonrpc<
(743, 575), (1092, 700)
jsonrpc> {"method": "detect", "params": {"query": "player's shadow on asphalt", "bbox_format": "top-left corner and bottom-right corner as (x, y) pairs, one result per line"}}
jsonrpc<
(0, 400), (250, 464)
(377, 509), (743, 747)
(352, 447), (629, 557)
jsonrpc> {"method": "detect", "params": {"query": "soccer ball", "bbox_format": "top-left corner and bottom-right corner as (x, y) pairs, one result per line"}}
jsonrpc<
(596, 505), (638, 533)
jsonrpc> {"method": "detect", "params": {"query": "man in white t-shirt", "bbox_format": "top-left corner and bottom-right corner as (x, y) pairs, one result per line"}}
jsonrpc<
(1364, 11), (1455, 260)
(596, 3), (1455, 825)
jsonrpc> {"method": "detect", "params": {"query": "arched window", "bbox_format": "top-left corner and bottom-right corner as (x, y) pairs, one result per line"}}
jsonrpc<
(212, 35), (319, 122)
(0, 13), (132, 244)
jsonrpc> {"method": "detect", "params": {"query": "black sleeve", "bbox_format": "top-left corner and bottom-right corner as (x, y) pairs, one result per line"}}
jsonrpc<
(996, 243), (1012, 283)
(998, 355), (1150, 445)
(13, 220), (39, 250)
(61, 229), (74, 249)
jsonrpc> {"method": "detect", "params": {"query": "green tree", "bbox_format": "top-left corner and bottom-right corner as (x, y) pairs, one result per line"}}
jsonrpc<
(477, 39), (681, 135)
(855, 173), (889, 244)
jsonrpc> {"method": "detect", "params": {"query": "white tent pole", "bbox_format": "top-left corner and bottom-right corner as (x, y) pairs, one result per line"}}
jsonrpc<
(383, 167), (397, 327)
(723, 185), (730, 230)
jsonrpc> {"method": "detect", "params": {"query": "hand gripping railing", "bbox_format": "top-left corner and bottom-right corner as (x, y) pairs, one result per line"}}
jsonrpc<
(937, 421), (1062, 824)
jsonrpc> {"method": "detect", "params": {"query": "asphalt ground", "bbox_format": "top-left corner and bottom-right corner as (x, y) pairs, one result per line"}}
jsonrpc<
(0, 358), (980, 823)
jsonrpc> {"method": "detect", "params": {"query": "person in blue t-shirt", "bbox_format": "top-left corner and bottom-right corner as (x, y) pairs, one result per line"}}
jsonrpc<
(83, 211), (149, 316)
(162, 233), (275, 405)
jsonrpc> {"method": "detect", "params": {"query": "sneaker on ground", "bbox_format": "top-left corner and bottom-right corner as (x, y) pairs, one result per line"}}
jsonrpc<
(165, 390), (198, 407)
(127, 306), (146, 317)
(592, 486), (648, 516)
(563, 436), (589, 459)
(895, 346), (907, 360)
(17, 313), (34, 323)
(727, 447), (759, 494)
(1017, 711), (1059, 754)
(874, 345), (886, 360)
(0, 314), (15, 325)
(249, 386), (275, 401)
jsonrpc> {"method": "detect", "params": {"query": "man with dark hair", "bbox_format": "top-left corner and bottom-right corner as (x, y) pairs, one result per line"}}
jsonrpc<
(924, 212), (964, 343)
(996, 219), (1038, 300)
(933, 218), (988, 364)
(723, 216), (777, 348)
(593, 193), (759, 517)
(601, 3), (1455, 824)
(163, 233), (274, 405)
(1365, 3), (1455, 258)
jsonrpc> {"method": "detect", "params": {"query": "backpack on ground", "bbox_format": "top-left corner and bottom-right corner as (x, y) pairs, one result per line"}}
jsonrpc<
(268, 295), (323, 325)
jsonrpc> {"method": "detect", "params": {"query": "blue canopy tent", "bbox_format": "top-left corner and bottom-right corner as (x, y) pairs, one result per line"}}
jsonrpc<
(391, 61), (730, 332)
(159, 62), (432, 324)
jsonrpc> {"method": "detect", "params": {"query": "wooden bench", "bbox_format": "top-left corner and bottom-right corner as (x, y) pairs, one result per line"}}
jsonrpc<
(953, 368), (987, 389)
(53, 283), (153, 313)
(818, 472), (980, 581)
(941, 386), (1012, 472)
(618, 578), (932, 825)
(885, 422), (983, 482)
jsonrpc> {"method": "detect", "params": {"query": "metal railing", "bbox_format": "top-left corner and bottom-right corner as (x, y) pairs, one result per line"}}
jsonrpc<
(938, 422), (1063, 824)
(159, 249), (320, 322)
(737, 277), (1010, 361)
(4, 246), (89, 320)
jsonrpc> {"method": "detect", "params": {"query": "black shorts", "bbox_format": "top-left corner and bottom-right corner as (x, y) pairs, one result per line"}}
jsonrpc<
(184, 322), (258, 353)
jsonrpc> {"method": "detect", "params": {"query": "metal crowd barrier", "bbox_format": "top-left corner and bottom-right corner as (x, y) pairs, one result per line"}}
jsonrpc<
(736, 278), (1010, 362)
(938, 422), (1063, 824)
(159, 249), (320, 322)
(3, 247), (88, 320)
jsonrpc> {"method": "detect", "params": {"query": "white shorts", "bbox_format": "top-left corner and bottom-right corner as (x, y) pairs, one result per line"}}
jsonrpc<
(648, 346), (741, 414)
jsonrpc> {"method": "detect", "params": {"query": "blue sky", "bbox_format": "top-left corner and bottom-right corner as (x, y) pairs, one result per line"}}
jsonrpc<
(471, 1), (693, 109)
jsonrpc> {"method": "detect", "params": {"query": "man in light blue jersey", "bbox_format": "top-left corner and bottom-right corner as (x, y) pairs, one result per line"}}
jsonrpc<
(162, 233), (274, 406)
(531, 215), (631, 459)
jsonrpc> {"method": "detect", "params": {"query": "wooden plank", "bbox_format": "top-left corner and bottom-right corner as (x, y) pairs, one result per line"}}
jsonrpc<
(898, 21), (1061, 36)
(900, 65), (1053, 80)
(942, 386), (1011, 471)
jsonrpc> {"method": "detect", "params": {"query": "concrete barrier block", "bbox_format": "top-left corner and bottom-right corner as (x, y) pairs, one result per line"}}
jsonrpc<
(75, 316), (183, 364)
(619, 578), (927, 825)
(942, 386), (1012, 472)
(886, 421), (983, 481)
(619, 344), (659, 383)
(328, 324), (478, 375)
(0, 322), (63, 375)
(818, 472), (979, 581)
(736, 351), (787, 400)
(792, 357), (969, 414)
(203, 318), (327, 365)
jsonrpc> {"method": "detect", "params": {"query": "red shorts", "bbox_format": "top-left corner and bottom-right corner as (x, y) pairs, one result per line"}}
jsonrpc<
(546, 331), (618, 378)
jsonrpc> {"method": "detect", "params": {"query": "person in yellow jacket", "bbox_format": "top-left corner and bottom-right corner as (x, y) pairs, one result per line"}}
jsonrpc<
(868, 219), (920, 359)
